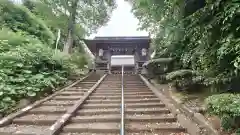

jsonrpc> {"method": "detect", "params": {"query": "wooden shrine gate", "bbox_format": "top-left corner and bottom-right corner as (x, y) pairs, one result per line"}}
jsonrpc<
(84, 36), (151, 73)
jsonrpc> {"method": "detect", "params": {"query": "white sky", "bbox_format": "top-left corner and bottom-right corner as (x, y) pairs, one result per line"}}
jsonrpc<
(89, 0), (148, 38)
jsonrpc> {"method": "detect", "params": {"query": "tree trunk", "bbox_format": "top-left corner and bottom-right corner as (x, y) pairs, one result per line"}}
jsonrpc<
(63, 0), (78, 53)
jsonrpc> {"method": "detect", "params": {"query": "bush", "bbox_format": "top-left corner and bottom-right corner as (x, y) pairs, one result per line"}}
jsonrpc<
(69, 48), (88, 69)
(0, 30), (85, 114)
(0, 0), (54, 44)
(144, 58), (173, 80)
(236, 128), (240, 134)
(205, 94), (240, 131)
(166, 69), (195, 80)
(0, 28), (41, 52)
(205, 94), (240, 117)
(166, 69), (204, 91)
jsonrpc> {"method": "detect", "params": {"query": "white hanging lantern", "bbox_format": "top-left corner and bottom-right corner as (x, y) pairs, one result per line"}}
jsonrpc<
(99, 49), (103, 57)
(142, 48), (147, 56)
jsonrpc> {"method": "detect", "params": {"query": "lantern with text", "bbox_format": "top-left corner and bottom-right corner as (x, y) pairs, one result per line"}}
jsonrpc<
(142, 48), (147, 56)
(99, 49), (103, 57)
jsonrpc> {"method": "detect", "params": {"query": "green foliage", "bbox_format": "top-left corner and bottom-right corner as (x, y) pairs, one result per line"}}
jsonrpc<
(0, 29), (85, 114)
(221, 115), (235, 131)
(206, 94), (240, 131)
(0, 28), (41, 52)
(144, 58), (174, 76)
(145, 58), (173, 67)
(166, 70), (195, 80)
(206, 94), (240, 117)
(236, 128), (240, 134)
(23, 0), (68, 47)
(0, 0), (103, 115)
(130, 0), (240, 131)
(23, 0), (116, 51)
(0, 0), (54, 44)
(69, 52), (87, 69)
(166, 70), (204, 92)
(130, 0), (240, 91)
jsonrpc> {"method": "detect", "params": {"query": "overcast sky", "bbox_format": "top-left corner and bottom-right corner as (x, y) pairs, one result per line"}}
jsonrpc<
(89, 0), (148, 38)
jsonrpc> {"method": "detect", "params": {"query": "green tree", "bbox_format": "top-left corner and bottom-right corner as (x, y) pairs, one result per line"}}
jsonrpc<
(129, 0), (240, 91)
(23, 0), (116, 53)
(0, 0), (55, 44)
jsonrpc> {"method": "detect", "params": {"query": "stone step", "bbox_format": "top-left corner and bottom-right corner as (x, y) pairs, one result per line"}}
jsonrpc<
(62, 122), (186, 133)
(95, 90), (150, 93)
(67, 88), (89, 91)
(77, 108), (170, 115)
(79, 82), (97, 84)
(85, 98), (160, 104)
(70, 114), (176, 123)
(100, 84), (147, 87)
(96, 88), (148, 91)
(98, 87), (148, 89)
(58, 91), (85, 96)
(100, 82), (145, 84)
(92, 92), (154, 96)
(89, 95), (156, 100)
(84, 84), (96, 87)
(0, 124), (50, 135)
(102, 81), (143, 83)
(12, 114), (60, 125)
(60, 133), (117, 135)
(82, 103), (165, 109)
(42, 100), (77, 106)
(90, 94), (155, 98)
(52, 96), (82, 100)
(29, 106), (70, 114)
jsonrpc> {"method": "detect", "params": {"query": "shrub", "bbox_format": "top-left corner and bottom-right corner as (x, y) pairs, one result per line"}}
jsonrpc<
(144, 58), (174, 80)
(144, 58), (173, 73)
(69, 49), (88, 69)
(205, 94), (240, 131)
(166, 69), (204, 91)
(166, 69), (195, 80)
(0, 30), (84, 114)
(0, 0), (54, 44)
(205, 94), (240, 117)
(0, 28), (41, 52)
(236, 128), (240, 134)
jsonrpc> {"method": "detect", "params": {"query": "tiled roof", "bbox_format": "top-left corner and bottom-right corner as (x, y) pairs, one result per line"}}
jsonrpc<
(93, 36), (150, 40)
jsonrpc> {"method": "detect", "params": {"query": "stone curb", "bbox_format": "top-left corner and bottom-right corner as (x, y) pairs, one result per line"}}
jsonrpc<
(139, 75), (219, 135)
(0, 72), (93, 127)
(48, 74), (107, 135)
(168, 86), (219, 135)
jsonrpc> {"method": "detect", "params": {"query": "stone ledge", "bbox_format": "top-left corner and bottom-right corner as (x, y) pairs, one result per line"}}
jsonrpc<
(167, 87), (219, 135)
(144, 77), (219, 135)
(140, 75), (201, 135)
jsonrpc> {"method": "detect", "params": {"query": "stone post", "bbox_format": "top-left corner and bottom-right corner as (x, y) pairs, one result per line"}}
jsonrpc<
(107, 49), (112, 74)
(134, 49), (139, 74)
(135, 62), (139, 74)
